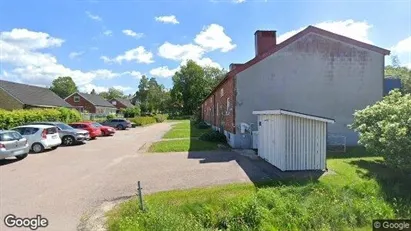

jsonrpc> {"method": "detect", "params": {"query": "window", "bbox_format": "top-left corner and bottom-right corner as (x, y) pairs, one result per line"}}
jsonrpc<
(226, 98), (230, 112)
(216, 103), (219, 116)
(74, 96), (80, 103)
(112, 101), (117, 105)
(0, 132), (21, 141)
(220, 88), (224, 97)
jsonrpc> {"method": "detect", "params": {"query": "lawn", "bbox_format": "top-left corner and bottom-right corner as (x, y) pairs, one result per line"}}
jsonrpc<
(106, 148), (411, 231)
(148, 139), (219, 152)
(163, 120), (211, 138)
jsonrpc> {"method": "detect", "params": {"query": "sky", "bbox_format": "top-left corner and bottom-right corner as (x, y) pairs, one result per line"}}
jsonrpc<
(0, 0), (410, 95)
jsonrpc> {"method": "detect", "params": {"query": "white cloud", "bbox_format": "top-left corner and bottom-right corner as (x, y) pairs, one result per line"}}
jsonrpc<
(101, 46), (154, 64)
(277, 20), (373, 44)
(391, 36), (411, 54)
(158, 42), (204, 61)
(69, 51), (84, 59)
(194, 24), (236, 52)
(0, 28), (135, 88)
(79, 84), (108, 94)
(86, 11), (102, 21)
(0, 28), (64, 50)
(113, 85), (132, 92)
(103, 30), (113, 36)
(155, 15), (179, 24)
(127, 71), (143, 79)
(233, 0), (246, 3)
(149, 66), (179, 78)
(122, 29), (144, 39)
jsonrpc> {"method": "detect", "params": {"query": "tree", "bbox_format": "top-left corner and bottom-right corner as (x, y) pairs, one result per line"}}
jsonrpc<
(99, 87), (125, 100)
(50, 76), (78, 98)
(350, 90), (411, 171)
(135, 75), (150, 113)
(90, 89), (97, 95)
(203, 66), (227, 89)
(385, 55), (411, 93)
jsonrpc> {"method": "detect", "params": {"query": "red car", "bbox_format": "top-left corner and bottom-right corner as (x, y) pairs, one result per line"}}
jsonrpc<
(89, 122), (116, 136)
(69, 122), (102, 139)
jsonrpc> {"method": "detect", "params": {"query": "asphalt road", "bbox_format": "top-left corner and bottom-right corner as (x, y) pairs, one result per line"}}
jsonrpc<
(0, 122), (272, 231)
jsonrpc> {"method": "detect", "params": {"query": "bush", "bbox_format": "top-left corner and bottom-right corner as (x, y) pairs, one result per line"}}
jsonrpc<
(169, 115), (192, 120)
(350, 90), (411, 171)
(197, 121), (211, 129)
(199, 130), (227, 143)
(0, 108), (81, 129)
(106, 114), (115, 120)
(123, 106), (141, 118)
(154, 114), (168, 123)
(131, 116), (157, 126)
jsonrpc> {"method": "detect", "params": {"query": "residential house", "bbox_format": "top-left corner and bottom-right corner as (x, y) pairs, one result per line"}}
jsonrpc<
(0, 79), (73, 110)
(110, 98), (134, 113)
(201, 25), (390, 148)
(65, 92), (116, 115)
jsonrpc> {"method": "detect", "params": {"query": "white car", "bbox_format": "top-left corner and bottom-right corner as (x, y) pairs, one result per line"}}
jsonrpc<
(0, 130), (30, 160)
(11, 125), (62, 153)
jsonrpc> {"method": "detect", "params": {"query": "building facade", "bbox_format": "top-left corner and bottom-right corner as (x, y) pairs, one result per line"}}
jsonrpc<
(65, 92), (116, 116)
(201, 26), (390, 148)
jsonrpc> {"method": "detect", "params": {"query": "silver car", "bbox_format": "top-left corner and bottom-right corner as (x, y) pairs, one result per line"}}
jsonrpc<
(29, 122), (90, 146)
(0, 130), (30, 160)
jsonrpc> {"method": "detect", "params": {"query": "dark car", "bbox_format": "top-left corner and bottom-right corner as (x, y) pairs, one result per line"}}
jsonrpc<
(101, 118), (132, 130)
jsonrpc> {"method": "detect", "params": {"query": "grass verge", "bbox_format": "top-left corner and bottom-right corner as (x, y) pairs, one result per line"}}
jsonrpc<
(148, 139), (219, 152)
(107, 149), (411, 231)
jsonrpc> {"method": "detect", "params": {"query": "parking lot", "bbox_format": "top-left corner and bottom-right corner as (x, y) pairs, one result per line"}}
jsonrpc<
(0, 122), (275, 231)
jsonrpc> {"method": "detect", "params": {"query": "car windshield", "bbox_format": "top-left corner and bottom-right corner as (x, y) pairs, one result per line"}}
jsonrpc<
(92, 122), (102, 127)
(56, 123), (74, 130)
(0, 131), (22, 141)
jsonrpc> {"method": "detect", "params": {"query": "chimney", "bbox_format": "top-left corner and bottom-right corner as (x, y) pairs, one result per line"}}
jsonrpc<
(254, 30), (276, 57)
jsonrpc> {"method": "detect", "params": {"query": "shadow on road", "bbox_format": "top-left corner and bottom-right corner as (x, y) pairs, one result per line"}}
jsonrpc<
(0, 158), (22, 166)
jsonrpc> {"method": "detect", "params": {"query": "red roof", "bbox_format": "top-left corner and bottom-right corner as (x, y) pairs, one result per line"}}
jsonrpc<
(203, 25), (390, 103)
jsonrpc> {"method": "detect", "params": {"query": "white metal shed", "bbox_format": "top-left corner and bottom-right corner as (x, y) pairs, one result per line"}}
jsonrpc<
(252, 109), (335, 171)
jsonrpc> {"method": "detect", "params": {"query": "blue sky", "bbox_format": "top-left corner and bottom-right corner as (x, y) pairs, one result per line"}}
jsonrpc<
(0, 0), (410, 95)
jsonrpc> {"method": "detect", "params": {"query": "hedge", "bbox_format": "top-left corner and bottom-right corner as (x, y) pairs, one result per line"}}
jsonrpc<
(154, 114), (168, 123)
(131, 116), (157, 126)
(0, 108), (82, 129)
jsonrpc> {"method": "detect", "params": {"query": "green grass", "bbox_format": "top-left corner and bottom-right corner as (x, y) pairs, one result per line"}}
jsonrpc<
(148, 139), (219, 152)
(107, 148), (411, 231)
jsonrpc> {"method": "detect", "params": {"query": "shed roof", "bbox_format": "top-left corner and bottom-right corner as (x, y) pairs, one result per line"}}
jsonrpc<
(202, 25), (391, 104)
(253, 109), (335, 123)
(0, 79), (73, 108)
(75, 92), (116, 108)
(113, 98), (134, 108)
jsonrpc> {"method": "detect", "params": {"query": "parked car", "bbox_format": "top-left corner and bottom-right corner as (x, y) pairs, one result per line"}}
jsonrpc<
(29, 122), (90, 146)
(69, 122), (102, 139)
(0, 130), (30, 160)
(11, 125), (61, 153)
(89, 122), (116, 136)
(101, 118), (132, 130)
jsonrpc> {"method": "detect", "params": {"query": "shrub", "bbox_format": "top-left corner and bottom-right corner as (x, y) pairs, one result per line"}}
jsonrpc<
(154, 114), (168, 123)
(123, 106), (141, 118)
(199, 130), (227, 143)
(131, 116), (157, 126)
(350, 90), (411, 171)
(169, 115), (192, 120)
(106, 114), (115, 120)
(0, 108), (81, 129)
(197, 121), (211, 129)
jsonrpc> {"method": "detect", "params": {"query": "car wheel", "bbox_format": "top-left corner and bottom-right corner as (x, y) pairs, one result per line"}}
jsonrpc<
(116, 124), (124, 130)
(15, 153), (28, 160)
(62, 136), (75, 146)
(101, 130), (106, 136)
(31, 143), (44, 153)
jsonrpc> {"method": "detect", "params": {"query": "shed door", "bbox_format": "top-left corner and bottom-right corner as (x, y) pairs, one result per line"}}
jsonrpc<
(258, 115), (269, 161)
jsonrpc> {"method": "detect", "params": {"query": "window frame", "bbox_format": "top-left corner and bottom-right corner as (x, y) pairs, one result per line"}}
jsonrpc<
(73, 95), (80, 103)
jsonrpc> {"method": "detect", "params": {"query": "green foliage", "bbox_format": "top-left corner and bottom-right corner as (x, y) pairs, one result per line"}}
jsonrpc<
(106, 114), (115, 120)
(199, 130), (227, 143)
(0, 108), (81, 129)
(148, 139), (219, 152)
(153, 114), (168, 123)
(197, 121), (211, 129)
(49, 76), (78, 98)
(350, 90), (411, 171)
(131, 116), (157, 126)
(99, 87), (125, 100)
(123, 106), (141, 118)
(168, 115), (192, 120)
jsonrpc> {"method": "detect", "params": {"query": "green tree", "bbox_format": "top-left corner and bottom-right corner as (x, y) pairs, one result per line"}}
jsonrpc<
(350, 90), (411, 171)
(99, 87), (125, 100)
(49, 76), (78, 98)
(171, 60), (209, 115)
(203, 66), (227, 90)
(385, 55), (411, 93)
(90, 89), (97, 95)
(135, 75), (150, 113)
